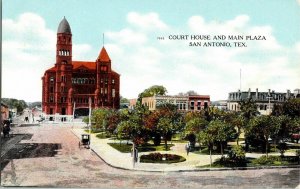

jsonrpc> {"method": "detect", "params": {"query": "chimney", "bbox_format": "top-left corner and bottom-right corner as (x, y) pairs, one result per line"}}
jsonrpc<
(248, 88), (251, 98)
(286, 89), (291, 99)
(256, 88), (258, 99)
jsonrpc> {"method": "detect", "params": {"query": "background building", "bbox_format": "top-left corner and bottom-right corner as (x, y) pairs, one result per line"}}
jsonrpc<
(142, 95), (210, 111)
(42, 17), (120, 117)
(211, 100), (228, 110)
(227, 88), (298, 115)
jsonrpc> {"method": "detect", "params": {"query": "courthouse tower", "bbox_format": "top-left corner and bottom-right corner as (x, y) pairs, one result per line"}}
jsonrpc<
(42, 17), (120, 116)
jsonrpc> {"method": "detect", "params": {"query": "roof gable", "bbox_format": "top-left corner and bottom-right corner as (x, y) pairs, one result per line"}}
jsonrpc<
(72, 61), (96, 70)
(97, 47), (111, 62)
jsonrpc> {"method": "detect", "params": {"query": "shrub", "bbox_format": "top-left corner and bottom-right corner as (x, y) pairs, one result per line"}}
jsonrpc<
(228, 145), (246, 161)
(252, 155), (282, 165)
(140, 153), (186, 163)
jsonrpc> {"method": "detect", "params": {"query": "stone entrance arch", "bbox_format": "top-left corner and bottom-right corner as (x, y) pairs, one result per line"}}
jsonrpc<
(74, 107), (89, 118)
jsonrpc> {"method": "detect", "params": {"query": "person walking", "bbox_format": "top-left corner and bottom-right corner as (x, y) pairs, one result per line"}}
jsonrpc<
(185, 142), (190, 156)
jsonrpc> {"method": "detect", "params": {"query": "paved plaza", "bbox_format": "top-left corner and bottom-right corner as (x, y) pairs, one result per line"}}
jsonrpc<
(1, 124), (299, 188)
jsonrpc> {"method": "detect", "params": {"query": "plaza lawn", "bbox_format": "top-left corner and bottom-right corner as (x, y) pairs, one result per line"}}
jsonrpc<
(84, 129), (101, 134)
(108, 143), (174, 153)
(197, 155), (299, 168)
(193, 147), (228, 155)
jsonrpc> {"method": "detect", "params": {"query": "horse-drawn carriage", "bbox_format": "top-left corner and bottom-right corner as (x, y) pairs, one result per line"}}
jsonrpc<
(79, 134), (90, 149)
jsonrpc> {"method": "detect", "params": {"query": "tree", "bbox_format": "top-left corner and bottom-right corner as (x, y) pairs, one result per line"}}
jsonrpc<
(248, 115), (280, 157)
(28, 101), (42, 109)
(208, 120), (236, 156)
(272, 98), (300, 118)
(92, 108), (109, 131)
(203, 107), (225, 122)
(227, 113), (246, 145)
(199, 119), (236, 166)
(145, 103), (183, 150)
(120, 96), (130, 103)
(239, 99), (259, 121)
(137, 85), (167, 102)
(184, 117), (208, 147)
(106, 110), (121, 134)
(117, 103), (151, 145)
(199, 130), (215, 167)
(1, 98), (28, 114)
(178, 90), (198, 96)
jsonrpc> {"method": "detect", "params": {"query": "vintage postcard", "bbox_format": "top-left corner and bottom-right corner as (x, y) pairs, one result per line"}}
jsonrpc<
(1, 0), (300, 188)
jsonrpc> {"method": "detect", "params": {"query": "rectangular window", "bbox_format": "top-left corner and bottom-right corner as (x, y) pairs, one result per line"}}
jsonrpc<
(50, 86), (54, 93)
(50, 96), (54, 103)
(112, 89), (115, 97)
(112, 79), (115, 84)
(105, 88), (107, 94)
(50, 77), (54, 83)
(101, 88), (103, 94)
(190, 101), (194, 110)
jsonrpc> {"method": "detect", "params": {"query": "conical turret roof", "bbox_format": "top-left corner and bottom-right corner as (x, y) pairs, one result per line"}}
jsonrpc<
(97, 47), (111, 62)
(57, 17), (72, 34)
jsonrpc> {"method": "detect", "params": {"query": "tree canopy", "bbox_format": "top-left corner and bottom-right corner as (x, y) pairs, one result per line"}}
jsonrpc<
(137, 85), (167, 102)
(1, 98), (28, 114)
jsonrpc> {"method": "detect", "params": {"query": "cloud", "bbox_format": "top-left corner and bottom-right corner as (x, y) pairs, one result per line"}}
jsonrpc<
(105, 13), (299, 100)
(106, 28), (148, 45)
(298, 0), (300, 5)
(3, 12), (299, 102)
(127, 12), (168, 31)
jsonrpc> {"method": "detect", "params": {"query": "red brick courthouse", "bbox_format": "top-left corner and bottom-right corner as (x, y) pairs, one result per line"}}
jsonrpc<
(42, 17), (120, 117)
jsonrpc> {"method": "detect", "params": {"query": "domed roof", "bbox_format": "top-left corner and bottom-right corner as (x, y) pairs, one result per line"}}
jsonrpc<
(57, 17), (72, 34)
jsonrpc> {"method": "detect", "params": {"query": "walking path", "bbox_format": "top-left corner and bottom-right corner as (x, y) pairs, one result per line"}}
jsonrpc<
(71, 128), (298, 172)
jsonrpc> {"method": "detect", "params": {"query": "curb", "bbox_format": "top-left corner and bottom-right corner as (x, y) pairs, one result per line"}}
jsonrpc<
(71, 129), (300, 173)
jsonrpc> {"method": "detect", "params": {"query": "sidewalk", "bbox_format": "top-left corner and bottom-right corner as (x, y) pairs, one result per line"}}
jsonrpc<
(71, 128), (299, 172)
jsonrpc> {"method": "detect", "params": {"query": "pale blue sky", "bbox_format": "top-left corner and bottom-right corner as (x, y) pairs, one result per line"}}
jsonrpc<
(2, 0), (300, 102)
(4, 0), (300, 47)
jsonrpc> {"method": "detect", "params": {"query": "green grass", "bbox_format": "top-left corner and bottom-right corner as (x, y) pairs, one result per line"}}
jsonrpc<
(107, 142), (175, 153)
(197, 156), (299, 168)
(96, 133), (112, 139)
(84, 129), (101, 134)
(193, 147), (227, 155)
(171, 133), (188, 143)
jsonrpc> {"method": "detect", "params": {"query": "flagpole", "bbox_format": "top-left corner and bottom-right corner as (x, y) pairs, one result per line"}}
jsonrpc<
(240, 68), (242, 91)
(88, 97), (92, 148)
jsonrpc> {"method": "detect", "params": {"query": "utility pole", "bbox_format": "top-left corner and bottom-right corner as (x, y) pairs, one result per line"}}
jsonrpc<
(88, 97), (92, 148)
(72, 102), (76, 128)
(240, 68), (242, 91)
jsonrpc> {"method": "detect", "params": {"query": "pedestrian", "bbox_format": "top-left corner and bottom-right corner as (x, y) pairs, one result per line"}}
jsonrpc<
(185, 142), (190, 156)
(134, 147), (138, 163)
(3, 123), (10, 138)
